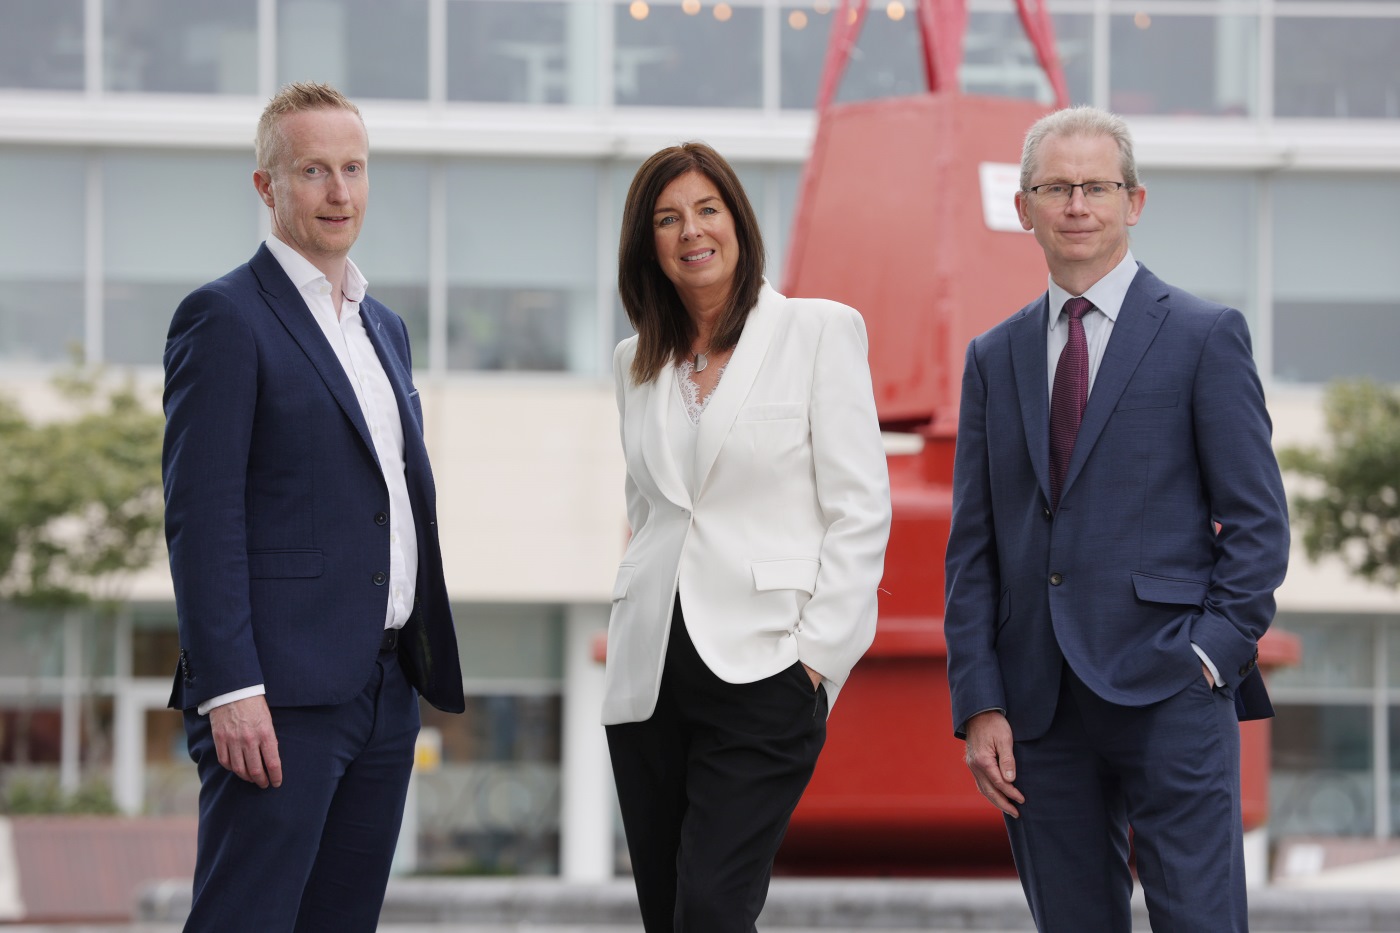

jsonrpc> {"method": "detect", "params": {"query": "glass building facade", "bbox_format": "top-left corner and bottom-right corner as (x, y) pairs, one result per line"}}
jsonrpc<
(2, 0), (1399, 872)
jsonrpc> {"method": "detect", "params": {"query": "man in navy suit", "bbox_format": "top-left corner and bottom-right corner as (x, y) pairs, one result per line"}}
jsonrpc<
(162, 82), (464, 932)
(944, 106), (1289, 931)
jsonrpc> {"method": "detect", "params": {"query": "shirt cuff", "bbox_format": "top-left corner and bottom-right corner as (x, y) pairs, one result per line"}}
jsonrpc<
(1191, 644), (1223, 687)
(197, 684), (267, 716)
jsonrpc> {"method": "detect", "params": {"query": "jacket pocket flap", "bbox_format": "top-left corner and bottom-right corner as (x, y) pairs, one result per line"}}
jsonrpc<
(1131, 572), (1207, 607)
(1117, 390), (1179, 411)
(751, 558), (820, 594)
(247, 549), (324, 579)
(736, 403), (804, 422)
(612, 564), (636, 601)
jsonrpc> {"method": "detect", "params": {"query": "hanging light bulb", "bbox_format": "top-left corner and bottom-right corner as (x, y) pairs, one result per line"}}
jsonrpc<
(714, 2), (732, 21)
(789, 10), (809, 30)
(629, 1), (649, 21)
(887, 1), (906, 22)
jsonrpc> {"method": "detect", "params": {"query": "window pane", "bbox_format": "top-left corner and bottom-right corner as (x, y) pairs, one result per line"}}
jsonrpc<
(279, 0), (429, 100)
(964, 12), (1092, 106)
(448, 0), (597, 106)
(1272, 703), (1374, 837)
(1126, 171), (1259, 336)
(446, 160), (598, 372)
(351, 158), (431, 362)
(103, 152), (262, 365)
(614, 1), (762, 108)
(1109, 13), (1256, 116)
(1392, 704), (1400, 836)
(1273, 175), (1400, 384)
(0, 0), (84, 90)
(836, 4), (924, 104)
(0, 149), (85, 362)
(1268, 615), (1375, 692)
(104, 0), (256, 94)
(1275, 17), (1400, 119)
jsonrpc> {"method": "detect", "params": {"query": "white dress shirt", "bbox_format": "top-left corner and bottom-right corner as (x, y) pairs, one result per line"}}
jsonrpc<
(199, 235), (418, 714)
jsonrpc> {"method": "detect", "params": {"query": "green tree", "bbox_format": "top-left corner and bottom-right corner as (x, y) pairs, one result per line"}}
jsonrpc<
(1279, 379), (1400, 588)
(0, 364), (165, 607)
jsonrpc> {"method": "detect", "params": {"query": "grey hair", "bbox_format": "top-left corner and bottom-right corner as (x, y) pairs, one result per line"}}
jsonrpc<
(1020, 105), (1139, 191)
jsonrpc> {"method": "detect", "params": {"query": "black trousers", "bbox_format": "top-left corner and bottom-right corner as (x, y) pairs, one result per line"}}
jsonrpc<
(606, 598), (828, 933)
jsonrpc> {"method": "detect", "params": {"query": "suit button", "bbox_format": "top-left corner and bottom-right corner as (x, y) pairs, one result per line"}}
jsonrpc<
(372, 571), (387, 586)
(374, 512), (388, 525)
(1049, 573), (1063, 586)
(1043, 508), (1053, 521)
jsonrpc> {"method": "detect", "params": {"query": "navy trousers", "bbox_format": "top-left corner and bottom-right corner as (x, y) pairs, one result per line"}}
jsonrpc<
(182, 647), (420, 933)
(607, 600), (827, 933)
(1007, 665), (1246, 933)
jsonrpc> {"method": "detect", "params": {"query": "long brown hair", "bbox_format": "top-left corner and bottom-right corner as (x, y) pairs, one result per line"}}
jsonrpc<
(618, 142), (766, 385)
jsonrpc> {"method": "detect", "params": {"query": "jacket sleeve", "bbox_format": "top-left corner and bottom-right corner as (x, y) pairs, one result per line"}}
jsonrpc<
(1188, 308), (1290, 683)
(613, 338), (650, 537)
(797, 306), (892, 689)
(162, 285), (264, 706)
(943, 338), (1007, 737)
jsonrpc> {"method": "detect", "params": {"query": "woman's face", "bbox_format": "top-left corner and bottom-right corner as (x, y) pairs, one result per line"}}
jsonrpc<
(651, 170), (740, 308)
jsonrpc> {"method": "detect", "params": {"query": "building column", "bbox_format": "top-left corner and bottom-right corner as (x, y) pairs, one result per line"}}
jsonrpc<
(559, 602), (613, 881)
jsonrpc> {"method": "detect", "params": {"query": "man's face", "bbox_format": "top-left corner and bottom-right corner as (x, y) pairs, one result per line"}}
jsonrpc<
(1014, 133), (1145, 286)
(254, 108), (368, 273)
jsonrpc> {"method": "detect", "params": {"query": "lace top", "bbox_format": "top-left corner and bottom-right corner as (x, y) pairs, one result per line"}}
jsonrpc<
(675, 359), (727, 426)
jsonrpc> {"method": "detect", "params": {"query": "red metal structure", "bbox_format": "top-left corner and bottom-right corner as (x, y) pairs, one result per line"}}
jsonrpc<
(777, 0), (1299, 874)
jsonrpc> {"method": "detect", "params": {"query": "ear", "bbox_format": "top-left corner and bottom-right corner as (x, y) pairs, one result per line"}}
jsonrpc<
(1125, 184), (1146, 228)
(1015, 190), (1034, 232)
(253, 169), (275, 209)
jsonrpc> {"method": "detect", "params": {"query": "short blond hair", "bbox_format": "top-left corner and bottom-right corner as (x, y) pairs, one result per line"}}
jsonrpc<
(255, 82), (363, 172)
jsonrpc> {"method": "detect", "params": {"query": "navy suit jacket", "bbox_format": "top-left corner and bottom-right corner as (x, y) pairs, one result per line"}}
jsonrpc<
(944, 265), (1288, 742)
(163, 245), (465, 714)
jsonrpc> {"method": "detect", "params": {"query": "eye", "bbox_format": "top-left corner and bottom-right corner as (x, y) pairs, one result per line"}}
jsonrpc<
(304, 165), (324, 177)
(1084, 183), (1109, 196)
(699, 206), (718, 215)
(657, 215), (677, 227)
(1043, 184), (1069, 197)
(345, 163), (363, 175)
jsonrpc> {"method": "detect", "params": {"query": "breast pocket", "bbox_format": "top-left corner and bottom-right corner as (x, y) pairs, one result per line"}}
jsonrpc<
(736, 403), (805, 422)
(1116, 390), (1178, 411)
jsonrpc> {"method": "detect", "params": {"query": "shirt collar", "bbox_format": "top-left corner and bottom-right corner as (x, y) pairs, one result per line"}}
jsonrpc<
(1046, 249), (1137, 331)
(265, 233), (368, 303)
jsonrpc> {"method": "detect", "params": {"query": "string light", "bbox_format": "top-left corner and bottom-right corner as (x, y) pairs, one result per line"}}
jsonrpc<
(629, 1), (649, 21)
(814, 1), (831, 13)
(714, 2), (732, 21)
(1134, 11), (1151, 29)
(682, 0), (701, 14)
(887, 1), (906, 21)
(789, 10), (808, 30)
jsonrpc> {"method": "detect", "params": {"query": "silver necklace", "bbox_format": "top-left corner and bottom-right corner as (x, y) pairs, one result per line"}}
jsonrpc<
(694, 350), (708, 372)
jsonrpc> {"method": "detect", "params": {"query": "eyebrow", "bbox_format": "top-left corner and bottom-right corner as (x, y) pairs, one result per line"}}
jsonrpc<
(653, 195), (721, 215)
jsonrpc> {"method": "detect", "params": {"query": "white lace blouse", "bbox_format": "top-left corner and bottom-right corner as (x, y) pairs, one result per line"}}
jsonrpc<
(667, 358), (726, 495)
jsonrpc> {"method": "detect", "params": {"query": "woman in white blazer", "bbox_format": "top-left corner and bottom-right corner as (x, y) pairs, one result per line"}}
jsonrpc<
(605, 142), (891, 931)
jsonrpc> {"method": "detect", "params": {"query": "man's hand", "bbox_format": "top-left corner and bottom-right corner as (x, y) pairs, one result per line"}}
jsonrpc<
(964, 710), (1024, 818)
(1203, 662), (1214, 686)
(209, 695), (282, 788)
(801, 663), (823, 691)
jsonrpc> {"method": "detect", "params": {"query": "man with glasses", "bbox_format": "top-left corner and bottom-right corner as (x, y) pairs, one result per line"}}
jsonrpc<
(943, 105), (1288, 932)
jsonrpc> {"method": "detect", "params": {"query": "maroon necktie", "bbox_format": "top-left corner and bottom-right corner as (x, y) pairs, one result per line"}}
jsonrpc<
(1049, 297), (1092, 511)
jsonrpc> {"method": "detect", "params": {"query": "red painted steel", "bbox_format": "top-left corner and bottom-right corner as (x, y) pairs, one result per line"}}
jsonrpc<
(776, 1), (1299, 875)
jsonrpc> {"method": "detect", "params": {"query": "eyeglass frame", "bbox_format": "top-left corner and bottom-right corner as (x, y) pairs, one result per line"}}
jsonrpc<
(1022, 181), (1132, 200)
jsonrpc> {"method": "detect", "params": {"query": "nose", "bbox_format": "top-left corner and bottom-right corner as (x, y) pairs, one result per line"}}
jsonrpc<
(1065, 186), (1091, 213)
(326, 170), (350, 203)
(680, 214), (703, 241)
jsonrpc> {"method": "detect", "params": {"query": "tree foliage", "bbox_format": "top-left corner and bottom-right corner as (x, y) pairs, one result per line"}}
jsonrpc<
(1279, 380), (1400, 588)
(0, 365), (165, 608)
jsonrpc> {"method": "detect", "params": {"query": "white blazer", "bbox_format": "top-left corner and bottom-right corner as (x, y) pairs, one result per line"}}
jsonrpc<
(603, 282), (892, 726)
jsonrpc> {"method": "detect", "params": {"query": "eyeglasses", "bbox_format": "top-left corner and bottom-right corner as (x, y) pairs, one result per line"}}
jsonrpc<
(1024, 181), (1130, 201)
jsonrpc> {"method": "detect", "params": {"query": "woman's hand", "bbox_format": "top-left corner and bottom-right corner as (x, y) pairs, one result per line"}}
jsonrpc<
(802, 663), (822, 691)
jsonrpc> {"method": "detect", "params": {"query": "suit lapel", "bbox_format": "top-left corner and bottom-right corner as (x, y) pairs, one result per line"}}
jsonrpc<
(693, 283), (784, 495)
(360, 301), (431, 477)
(640, 358), (693, 511)
(1060, 267), (1169, 499)
(250, 246), (378, 461)
(1010, 295), (1052, 505)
